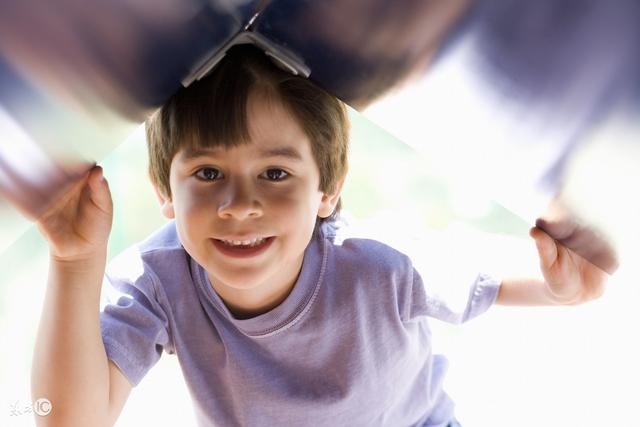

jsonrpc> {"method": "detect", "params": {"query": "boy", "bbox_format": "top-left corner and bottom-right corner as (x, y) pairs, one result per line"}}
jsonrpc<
(31, 45), (607, 426)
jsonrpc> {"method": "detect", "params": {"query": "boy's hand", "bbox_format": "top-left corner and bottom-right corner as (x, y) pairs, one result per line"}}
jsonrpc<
(37, 165), (113, 262)
(531, 226), (608, 305)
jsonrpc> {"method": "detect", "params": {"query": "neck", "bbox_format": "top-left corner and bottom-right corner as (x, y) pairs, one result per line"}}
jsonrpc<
(208, 255), (303, 319)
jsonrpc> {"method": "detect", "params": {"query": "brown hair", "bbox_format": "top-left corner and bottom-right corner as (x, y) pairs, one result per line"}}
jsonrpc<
(146, 44), (349, 223)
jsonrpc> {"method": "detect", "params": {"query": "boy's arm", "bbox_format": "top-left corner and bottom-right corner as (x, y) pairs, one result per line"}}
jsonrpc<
(31, 166), (131, 426)
(496, 227), (608, 306)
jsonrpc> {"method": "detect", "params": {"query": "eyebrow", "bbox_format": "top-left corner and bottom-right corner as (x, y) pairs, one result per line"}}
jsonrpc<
(257, 146), (303, 161)
(180, 145), (304, 162)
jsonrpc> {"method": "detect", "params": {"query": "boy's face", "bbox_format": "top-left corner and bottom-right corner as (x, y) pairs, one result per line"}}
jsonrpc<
(157, 93), (342, 297)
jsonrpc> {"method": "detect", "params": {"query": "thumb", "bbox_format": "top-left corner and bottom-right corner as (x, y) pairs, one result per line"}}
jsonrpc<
(87, 166), (113, 214)
(530, 227), (558, 269)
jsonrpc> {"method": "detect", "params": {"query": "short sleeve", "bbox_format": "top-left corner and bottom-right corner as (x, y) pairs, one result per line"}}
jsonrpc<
(408, 268), (501, 324)
(100, 250), (174, 386)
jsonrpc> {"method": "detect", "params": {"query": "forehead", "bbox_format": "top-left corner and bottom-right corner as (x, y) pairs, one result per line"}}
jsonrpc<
(245, 91), (309, 145)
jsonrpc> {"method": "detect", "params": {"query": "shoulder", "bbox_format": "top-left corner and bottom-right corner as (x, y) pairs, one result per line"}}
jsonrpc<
(320, 226), (420, 321)
(326, 235), (417, 303)
(319, 219), (414, 277)
(138, 220), (183, 254)
(332, 237), (413, 273)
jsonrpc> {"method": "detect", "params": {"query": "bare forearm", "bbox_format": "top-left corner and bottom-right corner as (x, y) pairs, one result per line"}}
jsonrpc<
(31, 254), (110, 426)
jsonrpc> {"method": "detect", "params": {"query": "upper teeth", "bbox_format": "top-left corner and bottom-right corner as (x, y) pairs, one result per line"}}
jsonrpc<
(222, 238), (266, 247)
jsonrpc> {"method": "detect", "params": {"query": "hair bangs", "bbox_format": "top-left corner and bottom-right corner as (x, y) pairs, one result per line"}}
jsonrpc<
(171, 59), (254, 152)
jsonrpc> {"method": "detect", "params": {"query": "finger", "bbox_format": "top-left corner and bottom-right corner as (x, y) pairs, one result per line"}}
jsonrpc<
(87, 166), (113, 213)
(39, 169), (92, 220)
(530, 226), (558, 269)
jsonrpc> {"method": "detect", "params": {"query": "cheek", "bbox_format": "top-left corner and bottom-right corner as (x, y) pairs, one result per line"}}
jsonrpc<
(265, 185), (323, 218)
(173, 185), (213, 218)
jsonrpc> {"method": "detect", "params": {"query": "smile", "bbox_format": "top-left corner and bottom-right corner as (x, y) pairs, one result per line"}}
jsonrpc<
(220, 237), (266, 247)
(211, 236), (275, 258)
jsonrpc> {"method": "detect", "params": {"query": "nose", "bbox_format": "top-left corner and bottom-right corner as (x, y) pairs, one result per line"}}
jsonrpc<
(217, 178), (263, 220)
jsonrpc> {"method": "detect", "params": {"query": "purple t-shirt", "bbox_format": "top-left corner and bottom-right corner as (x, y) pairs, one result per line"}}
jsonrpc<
(100, 221), (499, 427)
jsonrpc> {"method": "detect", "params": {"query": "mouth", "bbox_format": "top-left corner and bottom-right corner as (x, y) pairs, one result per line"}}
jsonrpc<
(211, 236), (275, 258)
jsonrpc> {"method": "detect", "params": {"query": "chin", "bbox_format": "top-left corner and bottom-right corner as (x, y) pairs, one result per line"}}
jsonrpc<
(213, 270), (270, 290)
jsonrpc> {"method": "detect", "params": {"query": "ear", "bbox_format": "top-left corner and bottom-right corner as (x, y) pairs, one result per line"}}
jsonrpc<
(317, 175), (347, 219)
(153, 184), (175, 219)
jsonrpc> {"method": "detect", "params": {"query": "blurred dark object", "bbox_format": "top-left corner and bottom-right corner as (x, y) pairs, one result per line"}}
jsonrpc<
(1, 0), (639, 270)
(254, 0), (471, 109)
(0, 0), (252, 118)
(471, 0), (640, 191)
(358, 0), (639, 270)
(461, 0), (638, 273)
(0, 0), (469, 222)
(0, 0), (256, 221)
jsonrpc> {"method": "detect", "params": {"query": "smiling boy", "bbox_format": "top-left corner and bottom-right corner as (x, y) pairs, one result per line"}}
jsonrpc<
(157, 93), (343, 318)
(31, 45), (607, 427)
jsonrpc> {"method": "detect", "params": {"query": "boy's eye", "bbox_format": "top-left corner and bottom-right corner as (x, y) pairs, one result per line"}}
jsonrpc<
(262, 169), (289, 181)
(195, 167), (221, 181)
